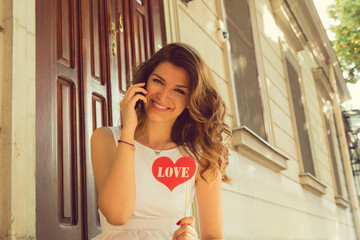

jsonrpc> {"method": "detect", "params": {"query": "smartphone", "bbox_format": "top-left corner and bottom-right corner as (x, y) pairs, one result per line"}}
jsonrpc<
(135, 83), (146, 110)
(135, 92), (145, 110)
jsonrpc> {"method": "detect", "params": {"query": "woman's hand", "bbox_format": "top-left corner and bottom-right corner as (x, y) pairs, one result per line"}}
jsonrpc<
(120, 82), (148, 133)
(173, 216), (199, 240)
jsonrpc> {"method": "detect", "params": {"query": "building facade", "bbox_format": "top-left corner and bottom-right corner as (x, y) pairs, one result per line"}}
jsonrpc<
(0, 0), (358, 239)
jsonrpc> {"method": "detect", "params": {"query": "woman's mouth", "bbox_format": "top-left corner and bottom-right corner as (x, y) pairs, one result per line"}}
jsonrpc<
(151, 100), (170, 112)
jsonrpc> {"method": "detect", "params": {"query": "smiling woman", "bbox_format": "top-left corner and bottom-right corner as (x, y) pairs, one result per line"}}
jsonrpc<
(90, 42), (231, 240)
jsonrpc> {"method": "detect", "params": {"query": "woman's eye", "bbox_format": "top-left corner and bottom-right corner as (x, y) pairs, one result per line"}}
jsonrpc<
(153, 78), (163, 85)
(175, 89), (186, 95)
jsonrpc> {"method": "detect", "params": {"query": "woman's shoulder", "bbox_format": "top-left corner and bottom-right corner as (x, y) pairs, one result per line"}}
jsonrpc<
(92, 126), (111, 137)
(91, 126), (121, 143)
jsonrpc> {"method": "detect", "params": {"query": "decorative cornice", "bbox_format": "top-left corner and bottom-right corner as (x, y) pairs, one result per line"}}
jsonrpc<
(270, 0), (307, 51)
(312, 67), (335, 98)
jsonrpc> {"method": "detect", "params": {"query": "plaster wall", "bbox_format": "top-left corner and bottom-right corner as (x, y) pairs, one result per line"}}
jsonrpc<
(0, 0), (36, 239)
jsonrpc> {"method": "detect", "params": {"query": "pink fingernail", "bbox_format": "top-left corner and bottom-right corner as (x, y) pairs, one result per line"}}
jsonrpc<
(176, 220), (181, 225)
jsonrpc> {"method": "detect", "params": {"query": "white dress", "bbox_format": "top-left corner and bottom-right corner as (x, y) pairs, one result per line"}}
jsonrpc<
(92, 126), (197, 240)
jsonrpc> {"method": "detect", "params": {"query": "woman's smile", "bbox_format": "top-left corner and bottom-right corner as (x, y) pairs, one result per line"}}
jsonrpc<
(151, 100), (170, 111)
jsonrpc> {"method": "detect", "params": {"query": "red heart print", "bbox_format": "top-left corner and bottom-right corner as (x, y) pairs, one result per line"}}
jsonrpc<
(152, 156), (196, 192)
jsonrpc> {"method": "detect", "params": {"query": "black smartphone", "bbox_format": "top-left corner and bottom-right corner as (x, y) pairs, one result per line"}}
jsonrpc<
(135, 83), (146, 110)
(135, 92), (145, 110)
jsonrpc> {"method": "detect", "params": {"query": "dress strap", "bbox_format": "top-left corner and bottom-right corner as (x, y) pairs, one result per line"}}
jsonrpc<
(108, 126), (121, 145)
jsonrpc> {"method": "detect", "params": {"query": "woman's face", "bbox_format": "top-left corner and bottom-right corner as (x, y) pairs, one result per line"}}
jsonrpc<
(144, 61), (191, 126)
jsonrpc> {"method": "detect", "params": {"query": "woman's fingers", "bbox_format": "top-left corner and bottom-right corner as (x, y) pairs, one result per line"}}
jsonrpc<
(173, 217), (198, 240)
(124, 82), (147, 99)
(120, 82), (147, 107)
(177, 216), (196, 228)
(173, 225), (197, 240)
(119, 82), (147, 131)
(120, 83), (147, 108)
(173, 225), (198, 240)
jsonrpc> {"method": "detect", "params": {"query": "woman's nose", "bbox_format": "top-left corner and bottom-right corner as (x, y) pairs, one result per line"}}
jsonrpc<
(157, 87), (171, 101)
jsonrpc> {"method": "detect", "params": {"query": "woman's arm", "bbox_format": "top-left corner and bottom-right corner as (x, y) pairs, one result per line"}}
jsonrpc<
(91, 82), (147, 226)
(91, 127), (136, 225)
(196, 169), (225, 240)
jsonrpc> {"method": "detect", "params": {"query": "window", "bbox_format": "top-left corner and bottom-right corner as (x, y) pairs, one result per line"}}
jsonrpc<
(314, 67), (349, 205)
(224, 0), (266, 140)
(286, 59), (315, 175)
(325, 111), (343, 194)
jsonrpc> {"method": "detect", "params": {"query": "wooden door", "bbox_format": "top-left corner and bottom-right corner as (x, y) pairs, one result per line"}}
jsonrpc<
(36, 0), (164, 239)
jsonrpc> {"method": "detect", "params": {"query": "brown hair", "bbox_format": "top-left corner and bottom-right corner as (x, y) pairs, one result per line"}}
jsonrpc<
(132, 42), (231, 183)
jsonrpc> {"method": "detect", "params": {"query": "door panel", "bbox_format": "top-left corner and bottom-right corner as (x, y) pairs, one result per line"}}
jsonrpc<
(57, 77), (78, 227)
(89, 0), (103, 84)
(131, 0), (151, 67)
(149, 0), (165, 51)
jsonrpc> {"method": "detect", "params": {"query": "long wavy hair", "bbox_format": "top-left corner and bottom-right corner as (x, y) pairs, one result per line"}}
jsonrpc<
(132, 42), (231, 183)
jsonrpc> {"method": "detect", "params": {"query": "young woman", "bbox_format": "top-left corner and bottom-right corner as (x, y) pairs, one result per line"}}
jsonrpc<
(91, 42), (231, 240)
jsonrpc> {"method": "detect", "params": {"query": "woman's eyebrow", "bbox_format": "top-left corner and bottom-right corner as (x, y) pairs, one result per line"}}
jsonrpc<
(175, 84), (190, 89)
(151, 73), (190, 89)
(151, 73), (165, 81)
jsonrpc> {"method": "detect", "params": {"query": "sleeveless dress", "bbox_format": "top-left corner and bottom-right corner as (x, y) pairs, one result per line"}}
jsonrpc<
(92, 126), (197, 240)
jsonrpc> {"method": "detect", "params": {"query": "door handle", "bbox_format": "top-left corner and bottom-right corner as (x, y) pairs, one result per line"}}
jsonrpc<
(111, 14), (124, 34)
(111, 14), (124, 55)
(111, 22), (117, 55)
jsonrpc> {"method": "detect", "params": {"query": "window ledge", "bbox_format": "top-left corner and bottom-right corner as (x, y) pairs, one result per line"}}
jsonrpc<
(232, 126), (289, 172)
(335, 195), (350, 209)
(299, 172), (327, 196)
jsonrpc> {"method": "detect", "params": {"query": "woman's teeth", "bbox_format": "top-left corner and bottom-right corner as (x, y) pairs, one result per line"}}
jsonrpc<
(153, 101), (168, 109)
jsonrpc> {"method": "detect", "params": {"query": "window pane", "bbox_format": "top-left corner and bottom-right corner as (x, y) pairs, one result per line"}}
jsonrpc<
(225, 0), (266, 139)
(324, 112), (342, 195)
(224, 0), (253, 42)
(286, 59), (315, 175)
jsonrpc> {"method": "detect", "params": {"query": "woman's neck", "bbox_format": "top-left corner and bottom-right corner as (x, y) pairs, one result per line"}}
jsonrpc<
(136, 120), (175, 149)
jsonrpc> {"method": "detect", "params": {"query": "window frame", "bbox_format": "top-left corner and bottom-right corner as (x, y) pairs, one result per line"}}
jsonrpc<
(282, 44), (326, 195)
(314, 68), (350, 207)
(224, 0), (269, 141)
(223, 0), (290, 172)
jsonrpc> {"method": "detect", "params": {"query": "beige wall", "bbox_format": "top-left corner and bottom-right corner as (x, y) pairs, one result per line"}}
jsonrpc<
(164, 0), (357, 239)
(0, 0), (36, 239)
